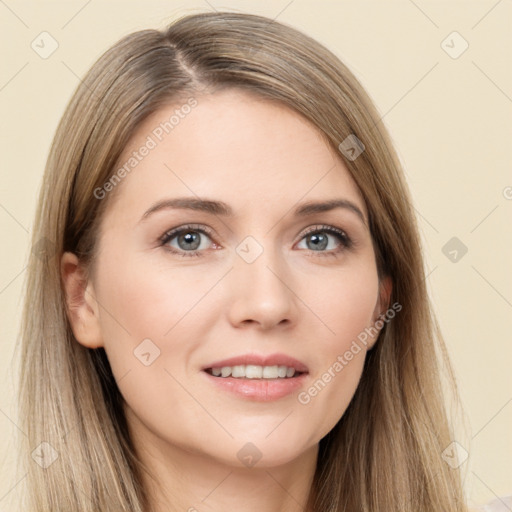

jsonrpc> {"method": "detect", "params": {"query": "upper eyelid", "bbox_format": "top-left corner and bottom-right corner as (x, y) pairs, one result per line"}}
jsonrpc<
(160, 223), (214, 240)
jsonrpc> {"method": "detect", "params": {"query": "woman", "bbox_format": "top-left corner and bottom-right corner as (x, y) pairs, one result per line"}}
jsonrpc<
(19, 11), (471, 511)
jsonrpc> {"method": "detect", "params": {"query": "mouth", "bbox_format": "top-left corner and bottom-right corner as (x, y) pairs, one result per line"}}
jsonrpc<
(201, 354), (309, 401)
(205, 364), (306, 379)
(202, 353), (309, 378)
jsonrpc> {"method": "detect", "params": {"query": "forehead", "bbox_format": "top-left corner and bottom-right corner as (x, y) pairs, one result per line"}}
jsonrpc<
(106, 89), (367, 222)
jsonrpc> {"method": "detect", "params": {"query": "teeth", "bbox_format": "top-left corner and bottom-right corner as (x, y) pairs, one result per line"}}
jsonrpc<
(232, 365), (244, 378)
(245, 365), (263, 379)
(263, 365), (278, 378)
(209, 364), (301, 379)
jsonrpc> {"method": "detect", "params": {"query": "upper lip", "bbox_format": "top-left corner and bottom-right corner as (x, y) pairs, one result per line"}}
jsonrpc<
(203, 353), (309, 373)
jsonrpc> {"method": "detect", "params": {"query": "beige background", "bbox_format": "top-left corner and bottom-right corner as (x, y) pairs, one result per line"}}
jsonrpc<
(1, 0), (511, 509)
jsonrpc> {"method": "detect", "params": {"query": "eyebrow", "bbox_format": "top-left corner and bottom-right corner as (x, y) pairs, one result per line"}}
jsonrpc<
(140, 197), (367, 225)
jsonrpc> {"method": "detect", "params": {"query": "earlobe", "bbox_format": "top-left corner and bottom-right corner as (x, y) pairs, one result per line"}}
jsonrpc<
(60, 251), (104, 348)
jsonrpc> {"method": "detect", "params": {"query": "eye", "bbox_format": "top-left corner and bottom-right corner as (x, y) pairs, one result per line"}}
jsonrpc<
(296, 225), (352, 257)
(159, 224), (216, 258)
(159, 223), (353, 258)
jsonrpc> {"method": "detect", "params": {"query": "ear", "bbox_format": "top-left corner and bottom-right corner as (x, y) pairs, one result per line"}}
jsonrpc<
(61, 252), (104, 348)
(367, 275), (393, 350)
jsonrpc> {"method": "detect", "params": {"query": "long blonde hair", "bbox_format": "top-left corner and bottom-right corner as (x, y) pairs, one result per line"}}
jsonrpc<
(18, 11), (468, 511)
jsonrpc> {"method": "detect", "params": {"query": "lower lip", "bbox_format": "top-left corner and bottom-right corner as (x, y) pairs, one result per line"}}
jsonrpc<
(202, 371), (308, 401)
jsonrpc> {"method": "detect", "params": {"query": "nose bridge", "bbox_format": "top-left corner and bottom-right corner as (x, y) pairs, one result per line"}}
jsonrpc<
(227, 234), (296, 328)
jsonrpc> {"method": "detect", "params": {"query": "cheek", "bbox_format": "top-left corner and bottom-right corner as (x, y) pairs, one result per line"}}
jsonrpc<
(309, 260), (380, 347)
(294, 261), (379, 438)
(92, 252), (219, 449)
(94, 249), (219, 354)
(92, 248), (231, 404)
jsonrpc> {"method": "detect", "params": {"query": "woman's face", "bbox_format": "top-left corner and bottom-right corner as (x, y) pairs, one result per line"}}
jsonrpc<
(67, 89), (390, 468)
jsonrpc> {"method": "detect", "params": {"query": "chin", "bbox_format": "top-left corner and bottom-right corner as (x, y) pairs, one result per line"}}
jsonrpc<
(212, 432), (316, 469)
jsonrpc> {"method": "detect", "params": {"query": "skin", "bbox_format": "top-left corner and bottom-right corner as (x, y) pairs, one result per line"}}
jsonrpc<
(62, 89), (391, 512)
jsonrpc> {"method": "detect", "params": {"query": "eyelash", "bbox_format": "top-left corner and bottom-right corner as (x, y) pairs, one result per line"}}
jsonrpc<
(159, 223), (353, 258)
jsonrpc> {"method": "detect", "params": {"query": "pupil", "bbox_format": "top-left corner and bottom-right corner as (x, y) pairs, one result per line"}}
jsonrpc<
(179, 232), (200, 250)
(308, 233), (327, 251)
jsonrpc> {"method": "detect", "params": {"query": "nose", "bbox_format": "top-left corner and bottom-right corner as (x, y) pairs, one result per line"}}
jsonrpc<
(226, 244), (298, 331)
